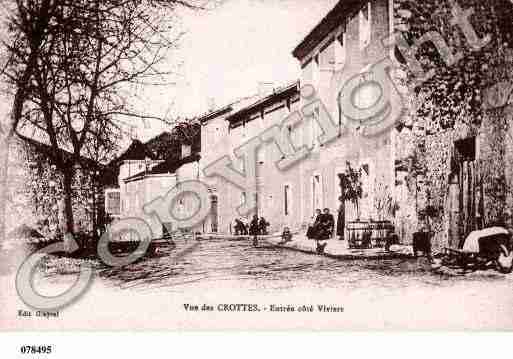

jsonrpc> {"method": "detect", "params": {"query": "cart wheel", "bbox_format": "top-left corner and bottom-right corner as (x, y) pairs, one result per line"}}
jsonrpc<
(496, 245), (513, 274)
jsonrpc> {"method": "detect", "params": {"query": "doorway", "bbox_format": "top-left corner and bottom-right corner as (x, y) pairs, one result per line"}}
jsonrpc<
(453, 137), (481, 240)
(210, 195), (218, 233)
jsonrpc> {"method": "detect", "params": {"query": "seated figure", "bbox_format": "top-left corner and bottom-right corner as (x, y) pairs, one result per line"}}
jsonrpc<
(317, 208), (335, 240)
(307, 209), (322, 240)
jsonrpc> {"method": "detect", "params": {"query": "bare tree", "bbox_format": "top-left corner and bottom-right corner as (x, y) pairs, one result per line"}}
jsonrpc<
(0, 0), (59, 241)
(1, 0), (210, 238)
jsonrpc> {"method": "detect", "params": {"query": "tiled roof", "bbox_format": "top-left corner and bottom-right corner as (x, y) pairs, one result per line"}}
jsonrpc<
(196, 94), (261, 124)
(116, 139), (156, 162)
(292, 0), (362, 60)
(105, 122), (200, 187)
(123, 153), (201, 182)
(16, 133), (102, 171)
(225, 82), (299, 128)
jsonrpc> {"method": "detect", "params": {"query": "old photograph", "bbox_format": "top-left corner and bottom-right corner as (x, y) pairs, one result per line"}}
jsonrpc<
(1, 0), (513, 331)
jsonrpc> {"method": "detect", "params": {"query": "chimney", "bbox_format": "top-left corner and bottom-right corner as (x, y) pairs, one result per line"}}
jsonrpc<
(258, 82), (274, 97)
(207, 97), (216, 112)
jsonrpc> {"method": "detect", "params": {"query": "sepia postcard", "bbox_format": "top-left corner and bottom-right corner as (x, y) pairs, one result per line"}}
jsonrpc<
(1, 0), (513, 332)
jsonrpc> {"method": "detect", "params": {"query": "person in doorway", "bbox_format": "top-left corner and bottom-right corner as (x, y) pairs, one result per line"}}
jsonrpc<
(240, 217), (249, 235)
(234, 218), (246, 235)
(258, 217), (270, 235)
(249, 215), (260, 236)
(336, 196), (345, 240)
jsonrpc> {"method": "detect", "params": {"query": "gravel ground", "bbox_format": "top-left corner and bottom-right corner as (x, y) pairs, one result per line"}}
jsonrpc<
(1, 238), (512, 330)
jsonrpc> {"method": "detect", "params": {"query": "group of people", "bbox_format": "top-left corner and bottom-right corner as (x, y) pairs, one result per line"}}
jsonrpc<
(233, 215), (270, 236)
(306, 208), (336, 241)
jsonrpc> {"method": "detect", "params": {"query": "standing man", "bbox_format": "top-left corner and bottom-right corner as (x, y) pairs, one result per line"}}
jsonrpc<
(249, 215), (260, 236)
(336, 196), (345, 240)
(258, 217), (269, 235)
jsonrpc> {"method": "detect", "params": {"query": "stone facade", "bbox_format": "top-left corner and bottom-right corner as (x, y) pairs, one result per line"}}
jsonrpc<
(293, 0), (398, 231)
(199, 84), (302, 234)
(393, 51), (513, 250)
(199, 0), (403, 236)
(6, 135), (102, 238)
(112, 146), (201, 239)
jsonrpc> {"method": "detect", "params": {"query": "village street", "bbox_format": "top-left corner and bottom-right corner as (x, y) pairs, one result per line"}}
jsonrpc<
(2, 237), (513, 330)
(98, 237), (513, 291)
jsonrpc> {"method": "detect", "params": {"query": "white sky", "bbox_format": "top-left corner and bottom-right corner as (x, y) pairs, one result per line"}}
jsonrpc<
(0, 0), (340, 144)
(135, 0), (339, 140)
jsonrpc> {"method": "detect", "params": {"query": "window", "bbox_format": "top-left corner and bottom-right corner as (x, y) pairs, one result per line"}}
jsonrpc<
(134, 193), (140, 212)
(312, 174), (323, 211)
(257, 146), (265, 165)
(312, 54), (320, 90)
(319, 39), (335, 70)
(235, 155), (245, 173)
(302, 59), (313, 86)
(241, 191), (247, 205)
(309, 106), (320, 148)
(359, 2), (372, 50)
(176, 198), (185, 219)
(354, 64), (381, 109)
(284, 184), (291, 216)
(455, 137), (476, 162)
(361, 162), (371, 197)
(105, 189), (121, 216)
(335, 28), (346, 68)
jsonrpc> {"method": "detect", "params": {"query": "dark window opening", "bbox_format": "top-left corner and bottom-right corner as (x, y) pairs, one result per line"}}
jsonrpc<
(284, 185), (290, 216)
(455, 137), (476, 162)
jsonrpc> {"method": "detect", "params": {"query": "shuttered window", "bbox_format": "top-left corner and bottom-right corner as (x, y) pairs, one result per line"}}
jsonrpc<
(105, 189), (121, 216)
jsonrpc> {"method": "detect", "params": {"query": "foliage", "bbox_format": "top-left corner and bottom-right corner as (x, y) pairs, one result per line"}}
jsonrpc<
(373, 179), (399, 220)
(18, 146), (97, 238)
(339, 162), (363, 219)
(479, 107), (512, 223)
(146, 120), (201, 161)
(395, 0), (513, 131)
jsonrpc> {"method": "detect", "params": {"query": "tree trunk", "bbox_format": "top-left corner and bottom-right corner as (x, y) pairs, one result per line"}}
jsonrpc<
(62, 168), (75, 234)
(0, 135), (11, 243)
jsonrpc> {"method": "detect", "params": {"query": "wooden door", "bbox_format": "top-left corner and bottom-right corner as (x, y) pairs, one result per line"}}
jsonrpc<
(210, 195), (218, 233)
(454, 137), (481, 242)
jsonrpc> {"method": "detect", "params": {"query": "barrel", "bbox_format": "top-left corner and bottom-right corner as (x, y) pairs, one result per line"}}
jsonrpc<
(347, 220), (394, 249)
(347, 221), (370, 249)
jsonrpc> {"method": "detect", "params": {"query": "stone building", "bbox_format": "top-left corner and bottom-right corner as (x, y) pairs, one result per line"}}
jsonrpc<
(394, 50), (513, 250)
(199, 82), (301, 234)
(199, 0), (403, 237)
(291, 0), (399, 231)
(104, 125), (202, 239)
(100, 0), (513, 249)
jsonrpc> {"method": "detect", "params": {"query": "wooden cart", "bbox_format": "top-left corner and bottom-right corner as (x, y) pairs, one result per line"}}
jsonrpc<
(441, 227), (513, 273)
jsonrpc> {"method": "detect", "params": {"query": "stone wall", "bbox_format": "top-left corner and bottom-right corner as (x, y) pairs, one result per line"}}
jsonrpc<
(394, 51), (513, 250)
(481, 96), (513, 228)
(6, 137), (100, 238)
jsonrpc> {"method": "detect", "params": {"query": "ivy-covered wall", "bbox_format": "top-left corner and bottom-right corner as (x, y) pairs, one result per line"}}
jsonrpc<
(394, 52), (513, 251)
(480, 104), (513, 228)
(391, 0), (513, 249)
(7, 137), (100, 238)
